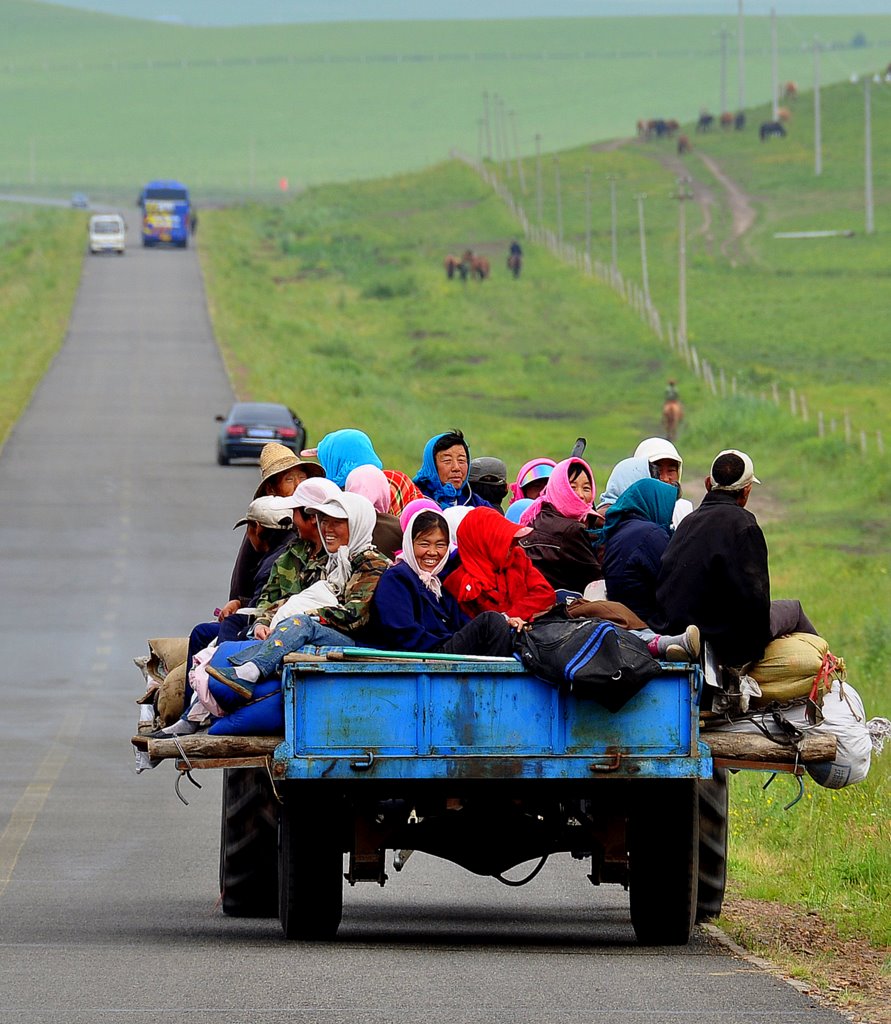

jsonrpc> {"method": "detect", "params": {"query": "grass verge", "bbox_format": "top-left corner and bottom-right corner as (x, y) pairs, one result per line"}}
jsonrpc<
(0, 205), (84, 448)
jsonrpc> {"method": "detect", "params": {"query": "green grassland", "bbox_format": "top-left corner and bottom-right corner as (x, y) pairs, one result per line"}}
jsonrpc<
(510, 77), (891, 440)
(0, 206), (85, 446)
(2, 0), (891, 193)
(198, 91), (890, 946)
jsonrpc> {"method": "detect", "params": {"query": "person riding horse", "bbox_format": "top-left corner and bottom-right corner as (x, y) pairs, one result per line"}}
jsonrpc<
(507, 240), (523, 279)
(662, 381), (683, 442)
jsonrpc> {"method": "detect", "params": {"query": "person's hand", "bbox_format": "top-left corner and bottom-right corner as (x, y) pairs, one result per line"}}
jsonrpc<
(506, 616), (526, 632)
(253, 624), (271, 641)
(217, 599), (241, 621)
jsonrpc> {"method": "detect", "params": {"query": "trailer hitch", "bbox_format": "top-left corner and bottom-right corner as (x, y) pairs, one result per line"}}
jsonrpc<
(588, 751), (622, 772)
(350, 750), (376, 772)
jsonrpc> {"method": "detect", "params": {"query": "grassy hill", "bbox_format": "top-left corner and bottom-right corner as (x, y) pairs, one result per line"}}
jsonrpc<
(2, 0), (890, 193)
(197, 76), (890, 956)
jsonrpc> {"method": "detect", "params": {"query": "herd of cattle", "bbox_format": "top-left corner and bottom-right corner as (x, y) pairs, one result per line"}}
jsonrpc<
(640, 81), (798, 154)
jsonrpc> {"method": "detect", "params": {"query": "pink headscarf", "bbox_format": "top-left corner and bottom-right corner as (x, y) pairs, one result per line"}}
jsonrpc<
(345, 465), (391, 514)
(509, 458), (557, 503)
(519, 457), (596, 526)
(398, 497), (440, 533)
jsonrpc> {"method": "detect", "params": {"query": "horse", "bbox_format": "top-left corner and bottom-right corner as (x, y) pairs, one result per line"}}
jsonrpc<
(759, 121), (786, 141)
(696, 112), (714, 133)
(777, 106), (792, 123)
(507, 252), (522, 279)
(720, 112), (734, 130)
(783, 81), (798, 100)
(661, 399), (684, 443)
(677, 134), (691, 156)
(462, 250), (489, 280)
(734, 111), (746, 131)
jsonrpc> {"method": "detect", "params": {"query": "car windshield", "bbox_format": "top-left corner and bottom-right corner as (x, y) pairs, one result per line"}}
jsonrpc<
(231, 404), (292, 425)
(92, 220), (120, 234)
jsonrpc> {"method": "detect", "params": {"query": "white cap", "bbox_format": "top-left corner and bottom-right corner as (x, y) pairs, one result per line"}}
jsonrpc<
(709, 449), (761, 491)
(634, 437), (683, 467)
(233, 496), (294, 530)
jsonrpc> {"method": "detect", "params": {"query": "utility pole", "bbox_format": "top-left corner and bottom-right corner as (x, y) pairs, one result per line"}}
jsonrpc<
(499, 96), (512, 179)
(483, 91), (492, 162)
(813, 38), (822, 176)
(770, 6), (779, 121)
(477, 118), (484, 167)
(636, 192), (650, 308)
(492, 93), (503, 168)
(29, 137), (36, 186)
(865, 77), (875, 235)
(673, 178), (694, 346)
(607, 174), (618, 275)
(737, 0), (745, 111)
(584, 167), (592, 263)
(249, 137), (256, 191)
(509, 110), (526, 194)
(535, 133), (543, 226)
(554, 158), (564, 247)
(716, 26), (731, 114)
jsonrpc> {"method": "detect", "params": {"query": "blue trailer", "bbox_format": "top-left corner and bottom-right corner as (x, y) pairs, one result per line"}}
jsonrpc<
(136, 652), (836, 943)
(211, 653), (724, 947)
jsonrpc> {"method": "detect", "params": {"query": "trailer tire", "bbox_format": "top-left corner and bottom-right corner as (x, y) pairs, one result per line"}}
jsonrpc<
(219, 767), (279, 917)
(628, 780), (699, 945)
(278, 790), (343, 940)
(696, 767), (729, 922)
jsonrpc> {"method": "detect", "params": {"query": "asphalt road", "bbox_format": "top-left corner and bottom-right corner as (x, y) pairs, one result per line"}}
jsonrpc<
(0, 231), (849, 1024)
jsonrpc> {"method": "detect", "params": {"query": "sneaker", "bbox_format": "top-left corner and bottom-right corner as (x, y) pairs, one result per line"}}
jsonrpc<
(663, 626), (701, 663)
(206, 663), (255, 700)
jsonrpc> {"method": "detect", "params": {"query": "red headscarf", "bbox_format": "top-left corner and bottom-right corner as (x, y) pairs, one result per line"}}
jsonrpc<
(444, 507), (555, 620)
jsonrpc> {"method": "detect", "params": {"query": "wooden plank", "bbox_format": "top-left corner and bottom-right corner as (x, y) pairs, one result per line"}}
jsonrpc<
(173, 757), (271, 771)
(145, 735), (281, 759)
(703, 732), (835, 763)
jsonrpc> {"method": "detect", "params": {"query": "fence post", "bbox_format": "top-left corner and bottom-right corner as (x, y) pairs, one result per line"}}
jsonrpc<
(878, 431), (885, 455)
(799, 394), (808, 422)
(789, 388), (797, 416)
(860, 430), (868, 455)
(844, 411), (852, 444)
(772, 382), (780, 406)
(818, 410), (825, 437)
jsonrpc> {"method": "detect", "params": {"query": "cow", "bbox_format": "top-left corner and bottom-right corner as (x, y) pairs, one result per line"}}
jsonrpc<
(677, 134), (691, 155)
(759, 121), (787, 141)
(783, 81), (798, 100)
(777, 106), (792, 123)
(734, 111), (746, 131)
(720, 112), (734, 130)
(696, 111), (715, 133)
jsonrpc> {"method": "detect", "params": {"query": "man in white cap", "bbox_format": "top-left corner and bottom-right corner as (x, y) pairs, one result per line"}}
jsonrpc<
(655, 449), (816, 669)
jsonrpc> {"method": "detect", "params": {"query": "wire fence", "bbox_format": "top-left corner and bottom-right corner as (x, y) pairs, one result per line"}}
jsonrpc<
(451, 147), (885, 458)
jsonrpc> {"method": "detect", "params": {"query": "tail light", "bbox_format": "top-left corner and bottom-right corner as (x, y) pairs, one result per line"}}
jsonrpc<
(278, 427), (298, 440)
(227, 425), (247, 437)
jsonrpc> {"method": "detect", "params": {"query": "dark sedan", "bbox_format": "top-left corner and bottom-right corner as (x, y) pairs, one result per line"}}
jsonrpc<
(215, 402), (306, 465)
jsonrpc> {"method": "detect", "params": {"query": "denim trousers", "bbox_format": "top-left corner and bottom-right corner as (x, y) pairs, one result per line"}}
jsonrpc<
(227, 615), (356, 679)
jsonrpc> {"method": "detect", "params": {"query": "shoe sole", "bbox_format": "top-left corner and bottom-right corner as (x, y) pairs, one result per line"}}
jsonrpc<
(685, 625), (701, 660)
(206, 663), (254, 700)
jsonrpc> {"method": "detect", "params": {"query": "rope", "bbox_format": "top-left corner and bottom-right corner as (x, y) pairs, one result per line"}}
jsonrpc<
(495, 854), (549, 887)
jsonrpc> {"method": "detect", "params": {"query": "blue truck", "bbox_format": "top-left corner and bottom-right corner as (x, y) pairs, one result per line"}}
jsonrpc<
(138, 651), (828, 945)
(138, 179), (191, 248)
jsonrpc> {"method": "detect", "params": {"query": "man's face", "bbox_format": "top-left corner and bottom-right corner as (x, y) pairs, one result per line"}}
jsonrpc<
(653, 459), (680, 486)
(435, 445), (468, 488)
(293, 507), (320, 545)
(245, 520), (268, 552)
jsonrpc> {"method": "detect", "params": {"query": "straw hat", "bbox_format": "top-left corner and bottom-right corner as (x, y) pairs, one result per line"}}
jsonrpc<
(253, 443), (325, 498)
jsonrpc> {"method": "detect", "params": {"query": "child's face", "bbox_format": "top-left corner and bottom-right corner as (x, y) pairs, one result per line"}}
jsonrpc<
(412, 527), (450, 572)
(569, 470), (593, 504)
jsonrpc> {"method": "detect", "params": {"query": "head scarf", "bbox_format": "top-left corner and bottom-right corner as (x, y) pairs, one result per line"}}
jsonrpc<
(398, 509), (451, 597)
(505, 498), (533, 524)
(519, 457), (595, 527)
(509, 458), (556, 503)
(413, 432), (473, 508)
(315, 430), (382, 487)
(598, 457), (651, 510)
(634, 437), (684, 481)
(399, 497), (441, 533)
(384, 469), (425, 517)
(448, 508), (529, 602)
(441, 505), (473, 548)
(305, 491), (377, 597)
(345, 465), (391, 514)
(287, 477), (342, 509)
(601, 478), (678, 546)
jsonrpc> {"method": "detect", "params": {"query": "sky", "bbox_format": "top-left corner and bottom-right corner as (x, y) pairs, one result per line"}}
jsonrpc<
(47, 1), (891, 26)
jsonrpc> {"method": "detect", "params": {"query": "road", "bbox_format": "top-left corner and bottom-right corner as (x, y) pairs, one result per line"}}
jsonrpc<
(0, 232), (849, 1023)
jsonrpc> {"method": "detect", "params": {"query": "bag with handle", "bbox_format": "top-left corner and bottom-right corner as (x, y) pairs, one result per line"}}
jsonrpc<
(517, 613), (661, 712)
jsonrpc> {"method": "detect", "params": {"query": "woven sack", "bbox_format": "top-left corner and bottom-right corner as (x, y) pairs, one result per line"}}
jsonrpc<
(157, 662), (187, 726)
(749, 632), (828, 707)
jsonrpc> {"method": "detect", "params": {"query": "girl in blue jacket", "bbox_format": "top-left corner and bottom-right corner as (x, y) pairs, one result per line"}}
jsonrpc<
(370, 510), (513, 656)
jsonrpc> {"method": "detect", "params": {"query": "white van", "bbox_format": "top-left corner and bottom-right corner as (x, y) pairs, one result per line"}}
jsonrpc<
(88, 214), (126, 255)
